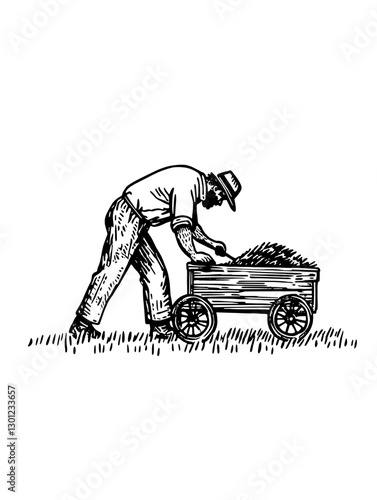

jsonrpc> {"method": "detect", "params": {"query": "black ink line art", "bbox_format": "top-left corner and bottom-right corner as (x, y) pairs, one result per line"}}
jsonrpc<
(30, 165), (352, 351)
(172, 241), (320, 343)
(174, 260), (319, 343)
(69, 166), (242, 341)
(28, 328), (357, 356)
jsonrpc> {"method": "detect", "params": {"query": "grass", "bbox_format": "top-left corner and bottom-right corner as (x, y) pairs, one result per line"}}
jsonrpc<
(28, 327), (357, 356)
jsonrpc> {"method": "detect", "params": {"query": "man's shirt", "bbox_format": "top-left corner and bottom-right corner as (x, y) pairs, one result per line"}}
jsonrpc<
(124, 165), (207, 230)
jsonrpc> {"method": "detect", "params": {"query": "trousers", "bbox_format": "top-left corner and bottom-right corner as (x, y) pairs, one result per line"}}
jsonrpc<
(77, 196), (172, 324)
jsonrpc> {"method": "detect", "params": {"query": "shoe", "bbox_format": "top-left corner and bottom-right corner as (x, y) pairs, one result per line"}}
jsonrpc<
(150, 320), (174, 340)
(69, 316), (101, 340)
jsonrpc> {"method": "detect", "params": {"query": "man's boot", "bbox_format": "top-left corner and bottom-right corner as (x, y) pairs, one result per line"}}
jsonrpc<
(150, 319), (175, 340)
(69, 316), (101, 340)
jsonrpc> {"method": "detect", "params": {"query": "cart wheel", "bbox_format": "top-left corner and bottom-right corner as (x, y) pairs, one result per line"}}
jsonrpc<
(268, 295), (313, 341)
(172, 295), (217, 343)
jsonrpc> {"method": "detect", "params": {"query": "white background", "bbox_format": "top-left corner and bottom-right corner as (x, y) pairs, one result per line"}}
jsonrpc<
(1, 0), (377, 499)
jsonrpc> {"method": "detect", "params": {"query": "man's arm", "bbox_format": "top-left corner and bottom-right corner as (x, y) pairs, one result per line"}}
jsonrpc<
(193, 224), (227, 254)
(174, 227), (214, 263)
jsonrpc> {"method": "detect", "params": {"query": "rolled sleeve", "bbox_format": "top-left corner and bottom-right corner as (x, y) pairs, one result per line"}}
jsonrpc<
(171, 216), (192, 232)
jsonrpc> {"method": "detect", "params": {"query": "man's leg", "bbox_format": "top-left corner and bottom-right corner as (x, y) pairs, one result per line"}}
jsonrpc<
(71, 197), (145, 337)
(132, 232), (173, 337)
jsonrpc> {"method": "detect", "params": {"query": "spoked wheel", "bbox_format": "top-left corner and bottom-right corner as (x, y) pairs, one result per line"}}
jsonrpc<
(172, 295), (217, 343)
(268, 295), (313, 341)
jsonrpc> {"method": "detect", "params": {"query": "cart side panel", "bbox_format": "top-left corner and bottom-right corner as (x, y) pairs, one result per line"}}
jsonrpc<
(187, 264), (319, 312)
(188, 264), (319, 283)
(193, 289), (315, 312)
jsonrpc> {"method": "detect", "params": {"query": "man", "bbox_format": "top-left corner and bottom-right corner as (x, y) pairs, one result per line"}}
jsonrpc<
(69, 165), (241, 339)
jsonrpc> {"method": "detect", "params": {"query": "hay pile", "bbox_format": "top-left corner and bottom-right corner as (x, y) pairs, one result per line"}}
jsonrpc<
(227, 242), (316, 268)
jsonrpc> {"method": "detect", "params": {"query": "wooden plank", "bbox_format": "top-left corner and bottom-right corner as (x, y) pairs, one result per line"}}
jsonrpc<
(187, 268), (194, 294)
(312, 281), (318, 313)
(188, 264), (319, 284)
(200, 289), (314, 312)
(192, 281), (313, 291)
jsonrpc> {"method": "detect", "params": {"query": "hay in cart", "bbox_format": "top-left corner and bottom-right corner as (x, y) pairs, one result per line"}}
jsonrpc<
(225, 242), (317, 268)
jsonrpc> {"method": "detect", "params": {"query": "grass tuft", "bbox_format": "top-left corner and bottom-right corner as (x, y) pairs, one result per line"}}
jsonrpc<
(28, 327), (355, 355)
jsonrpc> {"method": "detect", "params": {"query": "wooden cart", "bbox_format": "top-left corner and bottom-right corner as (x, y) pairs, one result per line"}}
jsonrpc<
(172, 264), (320, 343)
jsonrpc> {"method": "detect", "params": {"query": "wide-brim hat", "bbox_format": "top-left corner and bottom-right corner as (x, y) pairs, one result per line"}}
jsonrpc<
(211, 170), (242, 212)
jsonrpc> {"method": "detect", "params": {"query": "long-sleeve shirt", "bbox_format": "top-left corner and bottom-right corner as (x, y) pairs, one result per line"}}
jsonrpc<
(124, 165), (207, 230)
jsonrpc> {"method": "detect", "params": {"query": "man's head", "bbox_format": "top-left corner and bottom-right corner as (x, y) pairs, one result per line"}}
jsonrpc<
(203, 171), (242, 211)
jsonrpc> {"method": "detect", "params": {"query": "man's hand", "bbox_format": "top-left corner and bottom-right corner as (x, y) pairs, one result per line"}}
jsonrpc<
(213, 241), (227, 257)
(191, 252), (215, 264)
(174, 226), (215, 263)
(192, 226), (228, 256)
